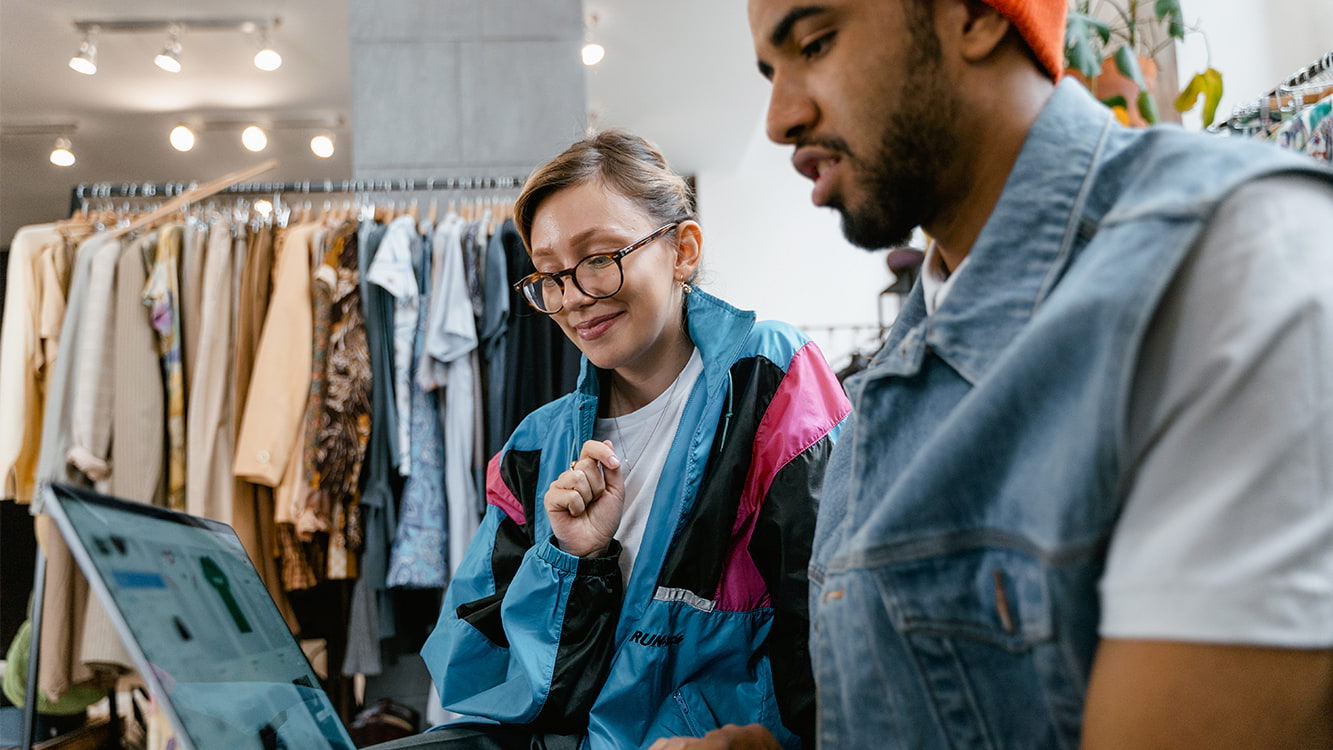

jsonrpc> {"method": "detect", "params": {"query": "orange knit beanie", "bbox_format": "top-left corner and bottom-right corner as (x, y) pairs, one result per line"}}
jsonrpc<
(981, 0), (1068, 79)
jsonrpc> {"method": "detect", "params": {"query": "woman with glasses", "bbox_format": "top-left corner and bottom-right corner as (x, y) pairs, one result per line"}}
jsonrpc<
(411, 130), (849, 750)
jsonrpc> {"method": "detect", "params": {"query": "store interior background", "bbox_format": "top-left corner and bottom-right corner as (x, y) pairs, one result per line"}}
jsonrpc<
(2, 0), (1332, 736)
(3, 0), (1333, 365)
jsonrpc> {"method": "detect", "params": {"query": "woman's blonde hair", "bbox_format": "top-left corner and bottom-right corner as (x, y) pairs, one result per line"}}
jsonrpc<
(514, 129), (696, 254)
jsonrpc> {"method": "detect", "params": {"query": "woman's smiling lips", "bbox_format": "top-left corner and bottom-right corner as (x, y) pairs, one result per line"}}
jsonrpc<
(573, 311), (624, 340)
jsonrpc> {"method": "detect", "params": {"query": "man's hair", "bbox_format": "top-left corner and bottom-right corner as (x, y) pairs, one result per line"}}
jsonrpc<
(514, 129), (696, 253)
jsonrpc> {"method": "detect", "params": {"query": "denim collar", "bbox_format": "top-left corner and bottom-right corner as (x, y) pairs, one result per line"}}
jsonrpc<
(873, 79), (1116, 385)
(576, 288), (756, 400)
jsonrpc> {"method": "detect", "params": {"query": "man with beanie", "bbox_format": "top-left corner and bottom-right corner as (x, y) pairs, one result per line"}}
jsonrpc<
(654, 1), (1333, 748)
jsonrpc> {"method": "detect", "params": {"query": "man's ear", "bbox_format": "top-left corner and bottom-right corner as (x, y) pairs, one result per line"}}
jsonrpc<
(938, 0), (1012, 65)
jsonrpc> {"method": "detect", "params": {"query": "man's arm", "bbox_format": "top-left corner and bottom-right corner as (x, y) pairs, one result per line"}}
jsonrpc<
(1082, 640), (1333, 749)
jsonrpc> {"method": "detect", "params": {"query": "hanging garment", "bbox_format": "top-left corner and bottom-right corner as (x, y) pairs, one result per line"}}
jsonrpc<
(0, 224), (59, 502)
(179, 217), (208, 387)
(343, 221), (396, 677)
(424, 216), (480, 577)
(143, 223), (187, 511)
(500, 220), (581, 446)
(230, 223), (297, 628)
(111, 233), (167, 506)
(367, 215), (421, 477)
(480, 221), (512, 459)
(386, 243), (448, 589)
(313, 221), (371, 581)
(235, 223), (317, 492)
(185, 219), (237, 523)
(65, 237), (123, 486)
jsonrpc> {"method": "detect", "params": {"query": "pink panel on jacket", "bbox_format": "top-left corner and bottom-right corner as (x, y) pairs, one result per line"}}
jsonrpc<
(714, 341), (852, 611)
(486, 452), (526, 526)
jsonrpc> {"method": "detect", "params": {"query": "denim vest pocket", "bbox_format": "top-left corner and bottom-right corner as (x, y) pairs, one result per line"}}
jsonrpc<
(882, 546), (1052, 651)
(865, 545), (1073, 749)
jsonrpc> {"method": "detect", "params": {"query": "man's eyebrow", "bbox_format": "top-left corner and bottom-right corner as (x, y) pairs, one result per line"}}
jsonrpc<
(769, 5), (828, 49)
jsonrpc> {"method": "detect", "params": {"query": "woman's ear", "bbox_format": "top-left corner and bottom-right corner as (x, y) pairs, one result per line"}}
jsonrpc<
(673, 220), (703, 282)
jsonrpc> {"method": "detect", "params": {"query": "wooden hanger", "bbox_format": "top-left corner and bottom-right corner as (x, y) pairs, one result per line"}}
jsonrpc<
(108, 159), (278, 241)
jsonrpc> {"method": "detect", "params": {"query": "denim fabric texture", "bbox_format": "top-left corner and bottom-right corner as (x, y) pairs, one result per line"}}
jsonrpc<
(810, 79), (1333, 748)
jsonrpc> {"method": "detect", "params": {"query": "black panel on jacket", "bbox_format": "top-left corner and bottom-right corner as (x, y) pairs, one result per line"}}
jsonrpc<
(456, 449), (543, 647)
(749, 435), (830, 747)
(658, 355), (785, 595)
(456, 517), (532, 648)
(532, 541), (625, 734)
(499, 449), (543, 535)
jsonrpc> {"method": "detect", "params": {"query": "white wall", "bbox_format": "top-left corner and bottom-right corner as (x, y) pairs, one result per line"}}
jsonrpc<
(697, 115), (895, 369)
(1174, 0), (1333, 130)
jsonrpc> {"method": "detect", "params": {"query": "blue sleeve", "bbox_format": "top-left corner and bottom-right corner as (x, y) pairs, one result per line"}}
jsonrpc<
(420, 455), (623, 732)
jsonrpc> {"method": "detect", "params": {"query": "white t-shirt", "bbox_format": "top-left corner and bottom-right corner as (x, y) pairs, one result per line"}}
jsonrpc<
(593, 348), (705, 585)
(922, 175), (1333, 648)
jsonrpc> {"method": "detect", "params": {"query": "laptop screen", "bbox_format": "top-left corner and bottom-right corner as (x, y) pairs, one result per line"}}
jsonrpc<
(47, 485), (354, 750)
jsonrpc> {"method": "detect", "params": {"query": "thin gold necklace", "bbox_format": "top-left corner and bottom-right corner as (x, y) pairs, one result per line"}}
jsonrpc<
(609, 371), (682, 473)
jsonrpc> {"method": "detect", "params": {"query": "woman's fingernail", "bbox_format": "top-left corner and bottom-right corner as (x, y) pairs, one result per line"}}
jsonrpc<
(606, 454), (621, 469)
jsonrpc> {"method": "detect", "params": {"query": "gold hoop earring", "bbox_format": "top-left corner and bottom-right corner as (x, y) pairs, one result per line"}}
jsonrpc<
(681, 281), (693, 293)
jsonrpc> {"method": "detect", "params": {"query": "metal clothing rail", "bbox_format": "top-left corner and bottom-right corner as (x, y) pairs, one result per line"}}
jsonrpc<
(1219, 49), (1333, 131)
(71, 174), (529, 201)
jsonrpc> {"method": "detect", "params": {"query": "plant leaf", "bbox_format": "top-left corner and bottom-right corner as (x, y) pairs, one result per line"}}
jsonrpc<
(1154, 0), (1185, 39)
(1138, 89), (1160, 125)
(1201, 67), (1224, 127)
(1114, 45), (1146, 88)
(1174, 72), (1205, 113)
(1066, 12), (1111, 79)
(1102, 95), (1130, 110)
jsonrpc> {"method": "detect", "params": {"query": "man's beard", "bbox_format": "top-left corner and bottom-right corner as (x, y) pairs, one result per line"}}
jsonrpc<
(832, 16), (959, 250)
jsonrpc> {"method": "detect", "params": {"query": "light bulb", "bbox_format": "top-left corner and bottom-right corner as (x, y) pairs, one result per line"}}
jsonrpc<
(581, 42), (605, 66)
(155, 34), (182, 73)
(254, 48), (282, 72)
(50, 137), (76, 167)
(68, 36), (97, 75)
(310, 134), (335, 158)
(170, 125), (196, 152)
(241, 125), (268, 152)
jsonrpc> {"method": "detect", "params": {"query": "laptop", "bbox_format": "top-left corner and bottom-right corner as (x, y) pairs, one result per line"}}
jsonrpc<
(42, 483), (356, 750)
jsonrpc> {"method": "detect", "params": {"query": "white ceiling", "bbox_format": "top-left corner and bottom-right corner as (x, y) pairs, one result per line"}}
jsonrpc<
(0, 0), (767, 239)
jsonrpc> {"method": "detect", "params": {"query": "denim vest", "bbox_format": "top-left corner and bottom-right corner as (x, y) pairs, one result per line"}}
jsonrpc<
(810, 79), (1333, 748)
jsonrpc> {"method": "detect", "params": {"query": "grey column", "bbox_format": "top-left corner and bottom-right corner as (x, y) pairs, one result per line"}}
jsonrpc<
(349, 0), (588, 181)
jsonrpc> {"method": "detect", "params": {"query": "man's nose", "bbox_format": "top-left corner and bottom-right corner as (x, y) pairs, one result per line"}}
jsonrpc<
(766, 74), (815, 145)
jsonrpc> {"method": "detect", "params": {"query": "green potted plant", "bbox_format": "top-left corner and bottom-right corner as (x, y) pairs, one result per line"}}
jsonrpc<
(1065, 0), (1224, 128)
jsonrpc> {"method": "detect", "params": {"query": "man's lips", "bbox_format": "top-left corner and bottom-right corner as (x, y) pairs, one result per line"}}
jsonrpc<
(573, 311), (623, 340)
(793, 147), (844, 206)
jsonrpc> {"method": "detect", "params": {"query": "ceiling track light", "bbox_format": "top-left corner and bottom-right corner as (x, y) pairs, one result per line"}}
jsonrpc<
(71, 17), (280, 75)
(310, 133), (335, 158)
(50, 137), (76, 167)
(169, 124), (196, 152)
(253, 27), (282, 71)
(155, 27), (183, 73)
(241, 125), (268, 152)
(582, 12), (605, 66)
(68, 28), (99, 75)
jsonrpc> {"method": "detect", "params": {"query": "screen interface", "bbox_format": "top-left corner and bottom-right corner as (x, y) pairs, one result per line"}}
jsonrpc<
(54, 487), (353, 750)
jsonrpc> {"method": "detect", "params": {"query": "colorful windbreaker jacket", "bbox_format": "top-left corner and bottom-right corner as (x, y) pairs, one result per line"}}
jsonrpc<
(421, 290), (851, 749)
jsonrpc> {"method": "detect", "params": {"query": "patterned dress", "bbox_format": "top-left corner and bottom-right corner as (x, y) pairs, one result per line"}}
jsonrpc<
(142, 223), (187, 510)
(386, 240), (449, 588)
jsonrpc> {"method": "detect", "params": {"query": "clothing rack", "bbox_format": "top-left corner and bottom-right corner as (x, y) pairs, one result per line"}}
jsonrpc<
(1217, 49), (1333, 131)
(71, 175), (528, 202)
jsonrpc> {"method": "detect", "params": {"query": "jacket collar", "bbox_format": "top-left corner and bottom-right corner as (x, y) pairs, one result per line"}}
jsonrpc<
(874, 79), (1116, 385)
(575, 288), (756, 401)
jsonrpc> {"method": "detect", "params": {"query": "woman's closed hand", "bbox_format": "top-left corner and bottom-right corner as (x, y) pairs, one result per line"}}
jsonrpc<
(544, 439), (625, 557)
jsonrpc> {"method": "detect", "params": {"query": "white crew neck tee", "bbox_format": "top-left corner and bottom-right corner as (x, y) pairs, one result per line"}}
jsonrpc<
(593, 347), (704, 585)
